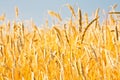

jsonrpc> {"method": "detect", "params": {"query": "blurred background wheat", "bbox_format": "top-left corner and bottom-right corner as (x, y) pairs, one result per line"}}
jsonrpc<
(0, 3), (120, 80)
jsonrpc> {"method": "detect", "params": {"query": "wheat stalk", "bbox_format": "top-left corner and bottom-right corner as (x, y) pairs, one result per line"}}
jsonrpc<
(109, 12), (120, 14)
(81, 17), (99, 44)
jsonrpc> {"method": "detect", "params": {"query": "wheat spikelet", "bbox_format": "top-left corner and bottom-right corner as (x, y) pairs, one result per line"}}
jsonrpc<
(0, 26), (3, 42)
(52, 26), (61, 37)
(109, 15), (115, 25)
(90, 44), (98, 61)
(52, 26), (63, 45)
(95, 8), (99, 28)
(95, 8), (99, 18)
(110, 4), (118, 12)
(48, 10), (62, 21)
(113, 4), (118, 9)
(0, 13), (5, 21)
(115, 26), (119, 41)
(66, 4), (76, 18)
(64, 24), (70, 46)
(31, 21), (37, 31)
(15, 6), (19, 18)
(84, 13), (88, 25)
(78, 8), (82, 32)
(7, 21), (10, 32)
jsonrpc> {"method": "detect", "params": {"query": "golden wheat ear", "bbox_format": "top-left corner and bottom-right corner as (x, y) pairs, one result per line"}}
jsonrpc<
(48, 10), (62, 21)
(78, 8), (82, 32)
(0, 13), (5, 21)
(15, 6), (19, 18)
(66, 4), (76, 18)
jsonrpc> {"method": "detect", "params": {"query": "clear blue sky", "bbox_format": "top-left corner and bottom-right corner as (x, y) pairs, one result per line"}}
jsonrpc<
(0, 0), (120, 26)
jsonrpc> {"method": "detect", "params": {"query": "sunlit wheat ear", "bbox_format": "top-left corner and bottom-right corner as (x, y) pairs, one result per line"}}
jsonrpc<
(84, 13), (88, 25)
(15, 6), (19, 18)
(110, 4), (118, 12)
(66, 4), (76, 18)
(95, 8), (100, 28)
(78, 8), (82, 32)
(0, 13), (5, 21)
(31, 21), (37, 31)
(52, 26), (61, 38)
(48, 10), (62, 21)
(52, 26), (63, 45)
(0, 26), (3, 42)
(109, 15), (115, 25)
(115, 26), (119, 41)
(64, 24), (70, 46)
(113, 4), (118, 9)
(95, 8), (99, 18)
(7, 21), (10, 32)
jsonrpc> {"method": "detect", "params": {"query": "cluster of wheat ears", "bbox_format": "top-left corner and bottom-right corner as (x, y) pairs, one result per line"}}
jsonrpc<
(0, 4), (120, 80)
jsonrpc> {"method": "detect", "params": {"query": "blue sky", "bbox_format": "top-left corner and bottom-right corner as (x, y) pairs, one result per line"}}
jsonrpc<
(0, 0), (120, 26)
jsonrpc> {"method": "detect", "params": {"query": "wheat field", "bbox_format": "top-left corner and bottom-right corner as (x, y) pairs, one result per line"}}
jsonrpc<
(0, 4), (120, 80)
